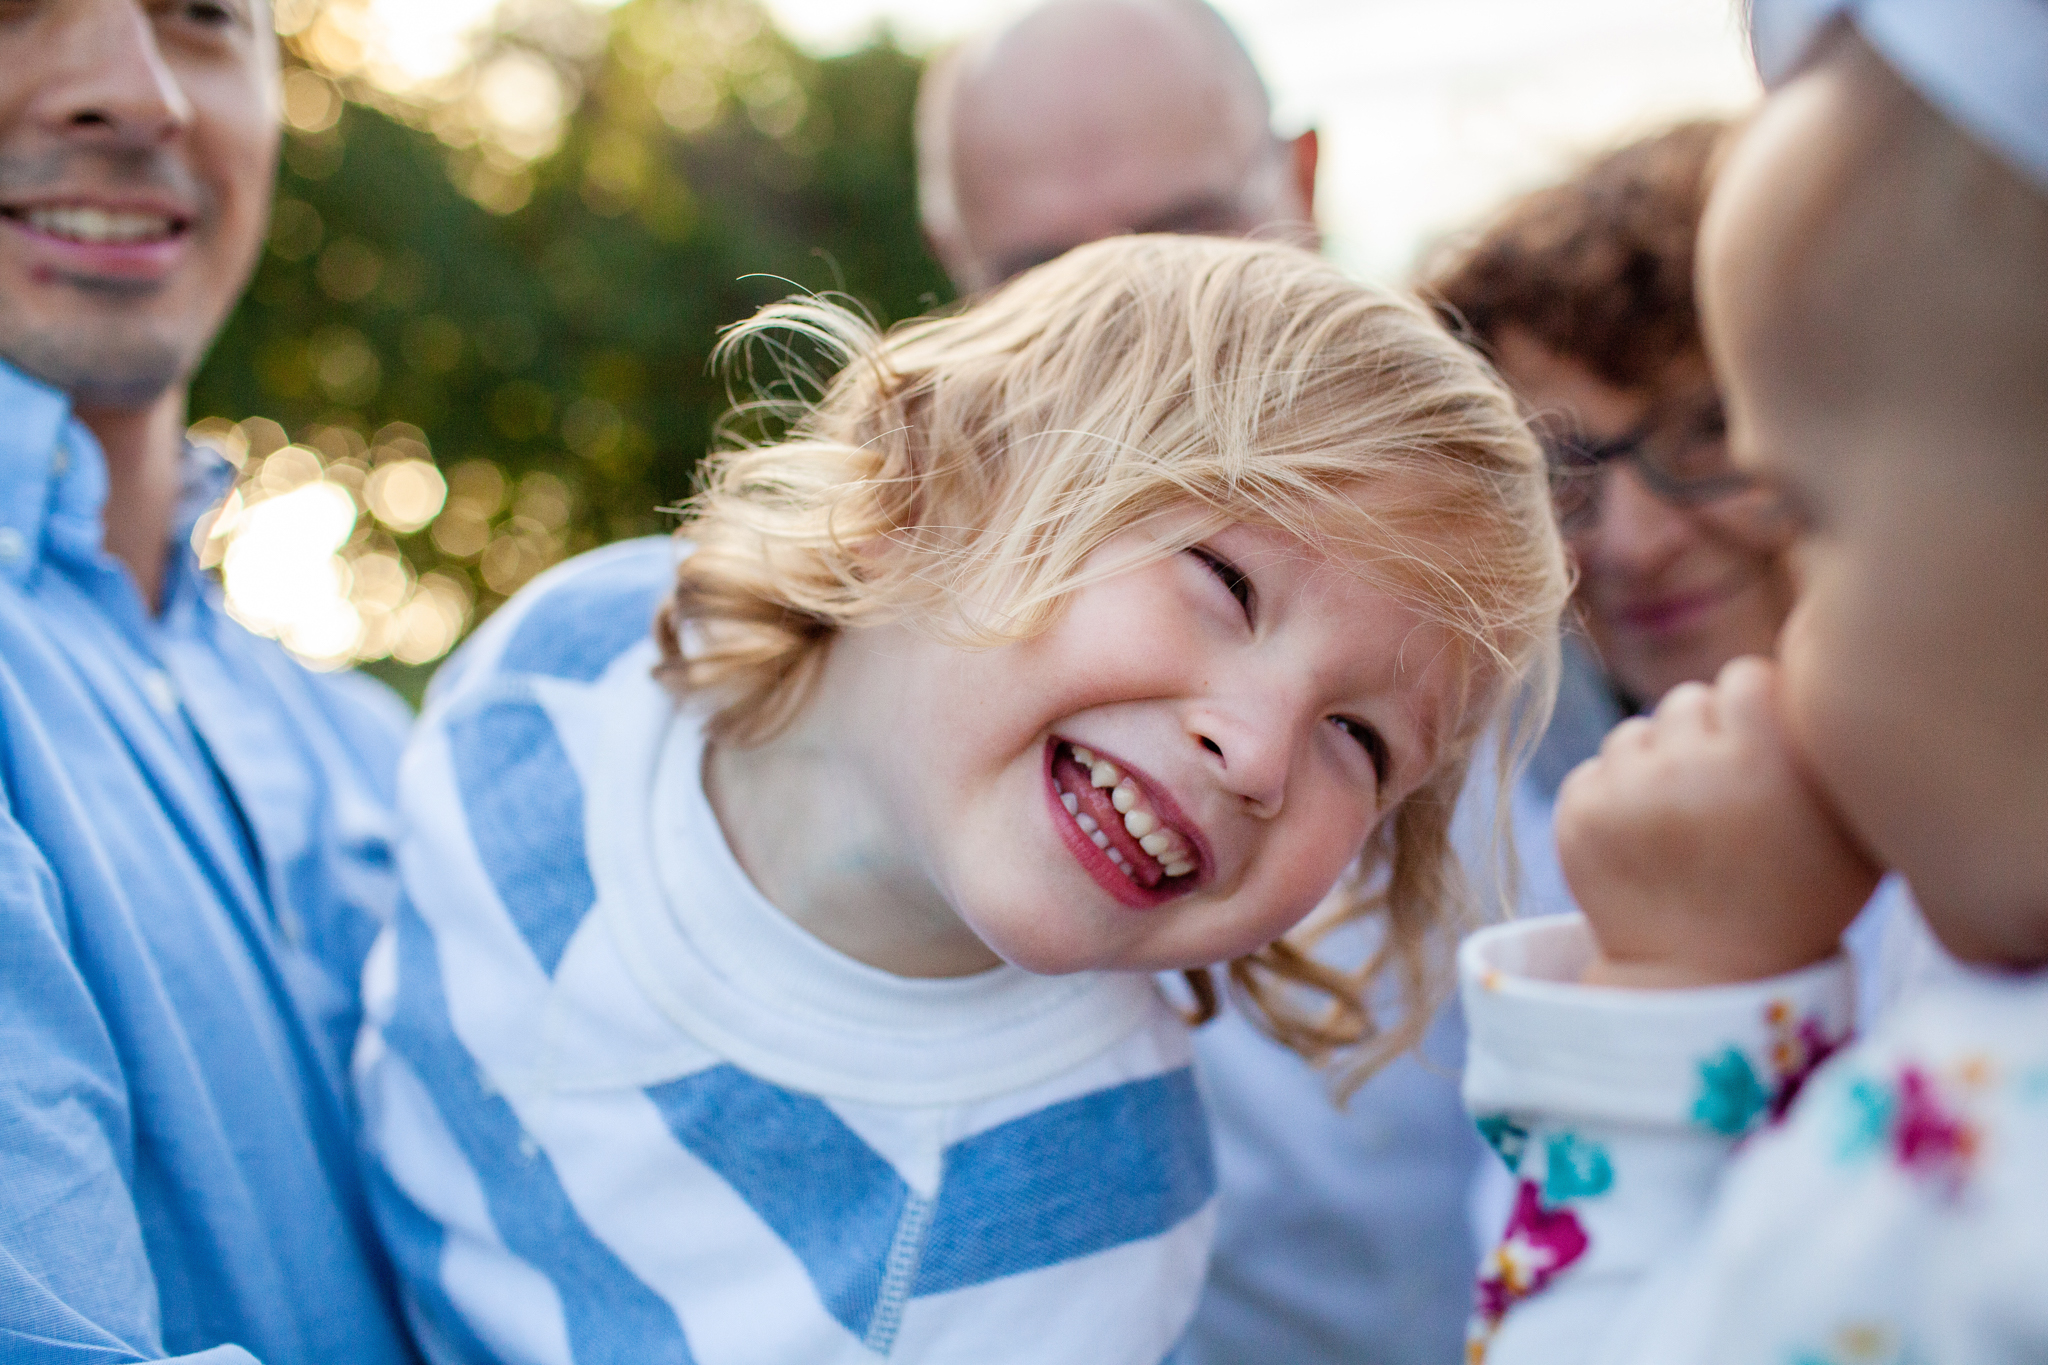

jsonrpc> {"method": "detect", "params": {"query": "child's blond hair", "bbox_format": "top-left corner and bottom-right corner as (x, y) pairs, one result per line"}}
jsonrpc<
(656, 234), (1569, 1083)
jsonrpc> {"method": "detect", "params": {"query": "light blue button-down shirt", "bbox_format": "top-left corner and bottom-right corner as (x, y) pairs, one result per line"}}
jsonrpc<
(0, 361), (418, 1365)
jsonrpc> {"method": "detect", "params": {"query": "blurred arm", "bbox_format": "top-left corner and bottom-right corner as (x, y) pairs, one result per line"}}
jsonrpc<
(0, 799), (265, 1365)
(1459, 914), (1853, 1363)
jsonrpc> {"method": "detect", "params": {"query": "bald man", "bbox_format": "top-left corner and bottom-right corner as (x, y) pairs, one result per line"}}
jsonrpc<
(914, 9), (1487, 1365)
(916, 0), (1318, 294)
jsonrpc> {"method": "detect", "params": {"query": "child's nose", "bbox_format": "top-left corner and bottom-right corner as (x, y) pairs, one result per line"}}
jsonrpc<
(1190, 707), (1292, 819)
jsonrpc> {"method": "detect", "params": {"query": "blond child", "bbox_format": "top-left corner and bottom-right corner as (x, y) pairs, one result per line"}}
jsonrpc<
(353, 235), (1566, 1365)
(1457, 3), (2048, 1362)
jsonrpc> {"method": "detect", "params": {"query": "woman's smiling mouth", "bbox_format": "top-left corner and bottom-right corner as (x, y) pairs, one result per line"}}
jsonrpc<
(1045, 738), (1206, 905)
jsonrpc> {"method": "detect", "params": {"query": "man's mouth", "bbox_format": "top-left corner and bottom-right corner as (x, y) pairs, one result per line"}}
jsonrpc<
(3, 204), (188, 245)
(1048, 739), (1202, 893)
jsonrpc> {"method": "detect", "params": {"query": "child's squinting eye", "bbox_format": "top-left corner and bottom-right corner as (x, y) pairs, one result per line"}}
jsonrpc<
(1331, 716), (1391, 787)
(1189, 546), (1254, 621)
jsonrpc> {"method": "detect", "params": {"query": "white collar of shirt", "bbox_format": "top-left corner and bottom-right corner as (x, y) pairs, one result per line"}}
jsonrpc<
(584, 667), (1168, 1107)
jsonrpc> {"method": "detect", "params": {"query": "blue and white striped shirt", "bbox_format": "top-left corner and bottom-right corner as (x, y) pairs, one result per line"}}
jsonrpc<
(0, 361), (417, 1365)
(359, 538), (1219, 1365)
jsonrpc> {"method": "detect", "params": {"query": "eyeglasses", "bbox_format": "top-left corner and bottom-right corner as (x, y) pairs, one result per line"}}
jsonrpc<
(1541, 397), (1762, 534)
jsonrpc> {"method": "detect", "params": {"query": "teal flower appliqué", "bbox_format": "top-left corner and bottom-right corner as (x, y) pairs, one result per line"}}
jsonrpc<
(1541, 1131), (1614, 1204)
(1477, 1115), (1530, 1173)
(1693, 1046), (1771, 1137)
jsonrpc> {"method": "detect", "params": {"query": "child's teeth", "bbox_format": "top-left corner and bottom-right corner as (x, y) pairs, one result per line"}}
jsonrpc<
(1060, 747), (1191, 885)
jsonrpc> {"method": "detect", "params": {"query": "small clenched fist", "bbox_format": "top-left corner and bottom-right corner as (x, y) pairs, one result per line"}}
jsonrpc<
(1555, 656), (1882, 989)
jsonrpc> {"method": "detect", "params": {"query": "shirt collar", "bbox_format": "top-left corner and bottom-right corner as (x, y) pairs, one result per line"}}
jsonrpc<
(0, 358), (237, 589)
(0, 359), (105, 586)
(175, 434), (236, 542)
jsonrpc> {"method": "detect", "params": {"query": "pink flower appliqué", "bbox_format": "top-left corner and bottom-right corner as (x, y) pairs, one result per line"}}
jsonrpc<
(1839, 1060), (1984, 1198)
(1468, 1179), (1591, 1360)
(1892, 1065), (1978, 1190)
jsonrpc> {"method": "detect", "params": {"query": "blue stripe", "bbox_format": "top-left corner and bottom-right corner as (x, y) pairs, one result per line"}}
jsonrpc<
(382, 900), (696, 1365)
(444, 683), (594, 975)
(645, 1065), (905, 1340)
(915, 1068), (1214, 1295)
(647, 1065), (1214, 1341)
(498, 559), (670, 682)
(361, 1154), (504, 1365)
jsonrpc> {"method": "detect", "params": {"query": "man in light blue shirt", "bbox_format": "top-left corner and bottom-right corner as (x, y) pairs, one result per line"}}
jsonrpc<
(0, 3), (417, 1362)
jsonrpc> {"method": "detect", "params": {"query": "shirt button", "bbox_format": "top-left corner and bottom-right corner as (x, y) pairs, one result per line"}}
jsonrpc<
(0, 527), (25, 564)
(51, 441), (69, 477)
(143, 671), (179, 715)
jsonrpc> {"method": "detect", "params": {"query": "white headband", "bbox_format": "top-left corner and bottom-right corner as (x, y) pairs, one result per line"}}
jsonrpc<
(1750, 0), (2048, 194)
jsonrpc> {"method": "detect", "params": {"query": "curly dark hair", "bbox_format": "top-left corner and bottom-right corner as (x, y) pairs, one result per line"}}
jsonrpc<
(1421, 119), (1733, 389)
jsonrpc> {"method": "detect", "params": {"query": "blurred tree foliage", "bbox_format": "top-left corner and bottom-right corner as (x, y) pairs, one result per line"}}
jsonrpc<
(191, 0), (952, 699)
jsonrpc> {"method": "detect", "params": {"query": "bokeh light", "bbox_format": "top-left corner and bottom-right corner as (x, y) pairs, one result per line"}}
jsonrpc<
(279, 0), (634, 215)
(198, 0), (946, 694)
(365, 460), (449, 533)
(190, 417), (498, 671)
(222, 479), (362, 661)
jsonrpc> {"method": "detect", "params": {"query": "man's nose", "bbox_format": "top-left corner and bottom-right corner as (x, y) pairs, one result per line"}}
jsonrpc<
(1575, 464), (1693, 577)
(36, 0), (194, 144)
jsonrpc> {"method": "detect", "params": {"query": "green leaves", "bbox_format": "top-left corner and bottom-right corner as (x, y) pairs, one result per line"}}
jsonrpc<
(193, 0), (949, 694)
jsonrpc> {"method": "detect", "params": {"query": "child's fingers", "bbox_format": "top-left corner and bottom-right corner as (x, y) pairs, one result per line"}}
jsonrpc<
(1653, 679), (1717, 735)
(1714, 656), (1782, 744)
(1599, 715), (1655, 758)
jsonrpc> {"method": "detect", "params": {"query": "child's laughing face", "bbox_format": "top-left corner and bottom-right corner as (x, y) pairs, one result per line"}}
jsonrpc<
(713, 510), (1464, 979)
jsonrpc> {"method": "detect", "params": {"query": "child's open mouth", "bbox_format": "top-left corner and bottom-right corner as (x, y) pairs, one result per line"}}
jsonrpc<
(1046, 738), (1205, 903)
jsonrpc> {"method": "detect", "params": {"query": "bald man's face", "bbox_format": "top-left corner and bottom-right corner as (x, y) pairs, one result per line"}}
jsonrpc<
(928, 0), (1316, 292)
(954, 107), (1303, 288)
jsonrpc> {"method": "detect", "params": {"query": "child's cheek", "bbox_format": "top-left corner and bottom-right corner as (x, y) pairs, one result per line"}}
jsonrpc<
(1775, 593), (1890, 872)
(1262, 805), (1375, 939)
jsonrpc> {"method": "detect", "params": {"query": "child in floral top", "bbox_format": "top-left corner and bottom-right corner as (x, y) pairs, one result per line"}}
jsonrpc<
(1457, 2), (2048, 1362)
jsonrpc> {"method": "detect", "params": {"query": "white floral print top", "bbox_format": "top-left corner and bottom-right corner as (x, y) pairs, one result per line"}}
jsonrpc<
(1459, 914), (2048, 1365)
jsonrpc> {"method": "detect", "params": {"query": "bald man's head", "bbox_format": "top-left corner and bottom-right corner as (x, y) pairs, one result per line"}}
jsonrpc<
(917, 0), (1317, 294)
